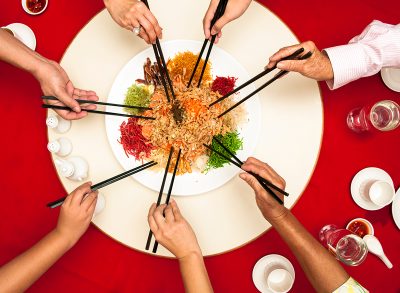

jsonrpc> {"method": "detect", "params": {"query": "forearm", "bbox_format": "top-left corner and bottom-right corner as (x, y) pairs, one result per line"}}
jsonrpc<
(0, 29), (48, 77)
(270, 211), (349, 293)
(0, 229), (73, 292)
(324, 21), (400, 89)
(179, 252), (213, 293)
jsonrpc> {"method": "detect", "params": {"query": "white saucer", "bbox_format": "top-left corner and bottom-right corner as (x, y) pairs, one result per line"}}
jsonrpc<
(351, 167), (394, 211)
(392, 188), (400, 229)
(252, 254), (295, 293)
(381, 68), (400, 92)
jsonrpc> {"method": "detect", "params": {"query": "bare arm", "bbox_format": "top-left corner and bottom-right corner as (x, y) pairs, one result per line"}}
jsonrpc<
(0, 183), (98, 292)
(0, 29), (98, 120)
(241, 158), (349, 293)
(148, 201), (213, 293)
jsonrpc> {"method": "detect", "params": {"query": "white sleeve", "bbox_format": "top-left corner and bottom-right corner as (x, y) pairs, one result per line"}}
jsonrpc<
(323, 20), (400, 90)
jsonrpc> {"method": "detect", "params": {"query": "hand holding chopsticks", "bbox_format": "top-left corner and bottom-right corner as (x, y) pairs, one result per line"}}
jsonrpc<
(42, 96), (155, 120)
(187, 0), (229, 87)
(146, 147), (181, 253)
(204, 137), (287, 204)
(212, 49), (313, 118)
(47, 161), (157, 208)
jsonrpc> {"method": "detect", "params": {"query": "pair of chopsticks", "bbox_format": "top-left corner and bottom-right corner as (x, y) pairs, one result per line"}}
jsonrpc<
(146, 147), (181, 253)
(42, 96), (155, 120)
(213, 49), (313, 118)
(47, 161), (157, 208)
(203, 137), (287, 204)
(187, 0), (229, 88)
(142, 0), (175, 103)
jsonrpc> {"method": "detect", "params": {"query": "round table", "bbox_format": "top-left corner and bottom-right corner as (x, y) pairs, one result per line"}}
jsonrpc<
(49, 0), (322, 257)
(0, 0), (399, 292)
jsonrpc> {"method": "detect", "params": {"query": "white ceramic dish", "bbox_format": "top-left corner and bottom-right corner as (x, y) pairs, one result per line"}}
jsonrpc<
(21, 0), (48, 15)
(392, 188), (400, 229)
(252, 254), (295, 293)
(105, 39), (261, 196)
(381, 68), (400, 92)
(350, 167), (394, 211)
(1, 23), (36, 50)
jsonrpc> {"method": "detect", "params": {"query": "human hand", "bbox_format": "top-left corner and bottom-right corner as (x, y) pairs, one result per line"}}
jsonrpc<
(148, 200), (201, 259)
(240, 157), (288, 222)
(55, 182), (98, 248)
(104, 0), (162, 44)
(203, 0), (252, 43)
(35, 60), (99, 120)
(266, 41), (334, 81)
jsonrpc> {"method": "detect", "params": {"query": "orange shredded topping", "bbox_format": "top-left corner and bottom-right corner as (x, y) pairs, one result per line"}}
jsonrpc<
(167, 51), (212, 85)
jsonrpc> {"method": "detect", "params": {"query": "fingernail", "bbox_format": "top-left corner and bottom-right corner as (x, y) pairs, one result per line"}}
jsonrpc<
(73, 106), (81, 113)
(277, 61), (285, 69)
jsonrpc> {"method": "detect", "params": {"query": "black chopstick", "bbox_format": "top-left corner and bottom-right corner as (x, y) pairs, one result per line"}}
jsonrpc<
(152, 148), (181, 253)
(145, 147), (174, 250)
(209, 48), (305, 107)
(212, 137), (288, 196)
(197, 0), (228, 87)
(187, 0), (228, 87)
(47, 161), (157, 208)
(42, 96), (152, 111)
(142, 0), (175, 102)
(217, 51), (313, 118)
(42, 104), (155, 120)
(203, 143), (284, 204)
(206, 138), (286, 197)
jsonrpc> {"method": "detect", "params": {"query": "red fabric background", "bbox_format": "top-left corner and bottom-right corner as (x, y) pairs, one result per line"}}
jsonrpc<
(0, 1), (399, 292)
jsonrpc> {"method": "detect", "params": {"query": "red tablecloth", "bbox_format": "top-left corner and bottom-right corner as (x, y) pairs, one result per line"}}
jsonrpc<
(1, 1), (399, 292)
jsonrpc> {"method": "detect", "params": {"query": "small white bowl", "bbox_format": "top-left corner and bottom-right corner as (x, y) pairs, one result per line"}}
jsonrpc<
(21, 0), (48, 16)
(1, 23), (36, 50)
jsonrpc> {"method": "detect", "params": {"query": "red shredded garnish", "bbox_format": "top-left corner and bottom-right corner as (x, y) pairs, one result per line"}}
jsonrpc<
(211, 76), (237, 96)
(118, 118), (154, 160)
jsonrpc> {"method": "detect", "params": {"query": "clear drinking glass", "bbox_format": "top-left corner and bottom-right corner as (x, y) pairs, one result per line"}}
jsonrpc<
(347, 100), (400, 132)
(319, 224), (368, 266)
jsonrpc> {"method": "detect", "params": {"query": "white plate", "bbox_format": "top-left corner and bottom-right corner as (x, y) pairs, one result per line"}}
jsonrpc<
(350, 167), (394, 211)
(381, 68), (400, 92)
(252, 254), (295, 293)
(105, 39), (261, 196)
(392, 188), (400, 229)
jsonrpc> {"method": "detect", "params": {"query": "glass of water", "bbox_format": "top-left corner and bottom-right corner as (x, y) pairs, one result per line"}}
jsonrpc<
(347, 100), (400, 132)
(319, 224), (368, 266)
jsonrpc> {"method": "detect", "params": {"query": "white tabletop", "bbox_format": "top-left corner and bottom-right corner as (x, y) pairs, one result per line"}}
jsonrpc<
(48, 0), (323, 257)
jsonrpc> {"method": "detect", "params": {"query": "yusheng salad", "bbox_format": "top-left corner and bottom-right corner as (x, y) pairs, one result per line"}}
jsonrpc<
(118, 51), (246, 175)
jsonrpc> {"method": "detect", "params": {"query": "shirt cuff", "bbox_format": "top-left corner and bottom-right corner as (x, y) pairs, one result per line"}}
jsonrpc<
(323, 43), (370, 90)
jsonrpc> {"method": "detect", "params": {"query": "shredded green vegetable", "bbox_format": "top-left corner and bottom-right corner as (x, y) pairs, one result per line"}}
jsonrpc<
(124, 84), (151, 115)
(206, 131), (243, 171)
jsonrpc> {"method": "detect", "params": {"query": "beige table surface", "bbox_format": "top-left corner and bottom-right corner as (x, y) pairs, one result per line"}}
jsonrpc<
(48, 0), (323, 257)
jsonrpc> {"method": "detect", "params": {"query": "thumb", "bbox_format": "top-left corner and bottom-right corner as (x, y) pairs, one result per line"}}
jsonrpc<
(239, 173), (263, 194)
(276, 60), (305, 74)
(211, 15), (230, 36)
(57, 89), (81, 113)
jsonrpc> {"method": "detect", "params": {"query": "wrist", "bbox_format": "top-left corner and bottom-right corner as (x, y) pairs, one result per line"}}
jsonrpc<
(53, 228), (79, 250)
(266, 206), (290, 226)
(178, 249), (203, 263)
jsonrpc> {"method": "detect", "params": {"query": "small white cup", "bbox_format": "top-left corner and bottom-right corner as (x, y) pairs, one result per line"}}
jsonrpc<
(369, 180), (395, 207)
(266, 268), (294, 293)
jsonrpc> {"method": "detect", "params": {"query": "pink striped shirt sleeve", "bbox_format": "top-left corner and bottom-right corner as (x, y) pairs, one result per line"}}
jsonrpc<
(323, 20), (400, 89)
